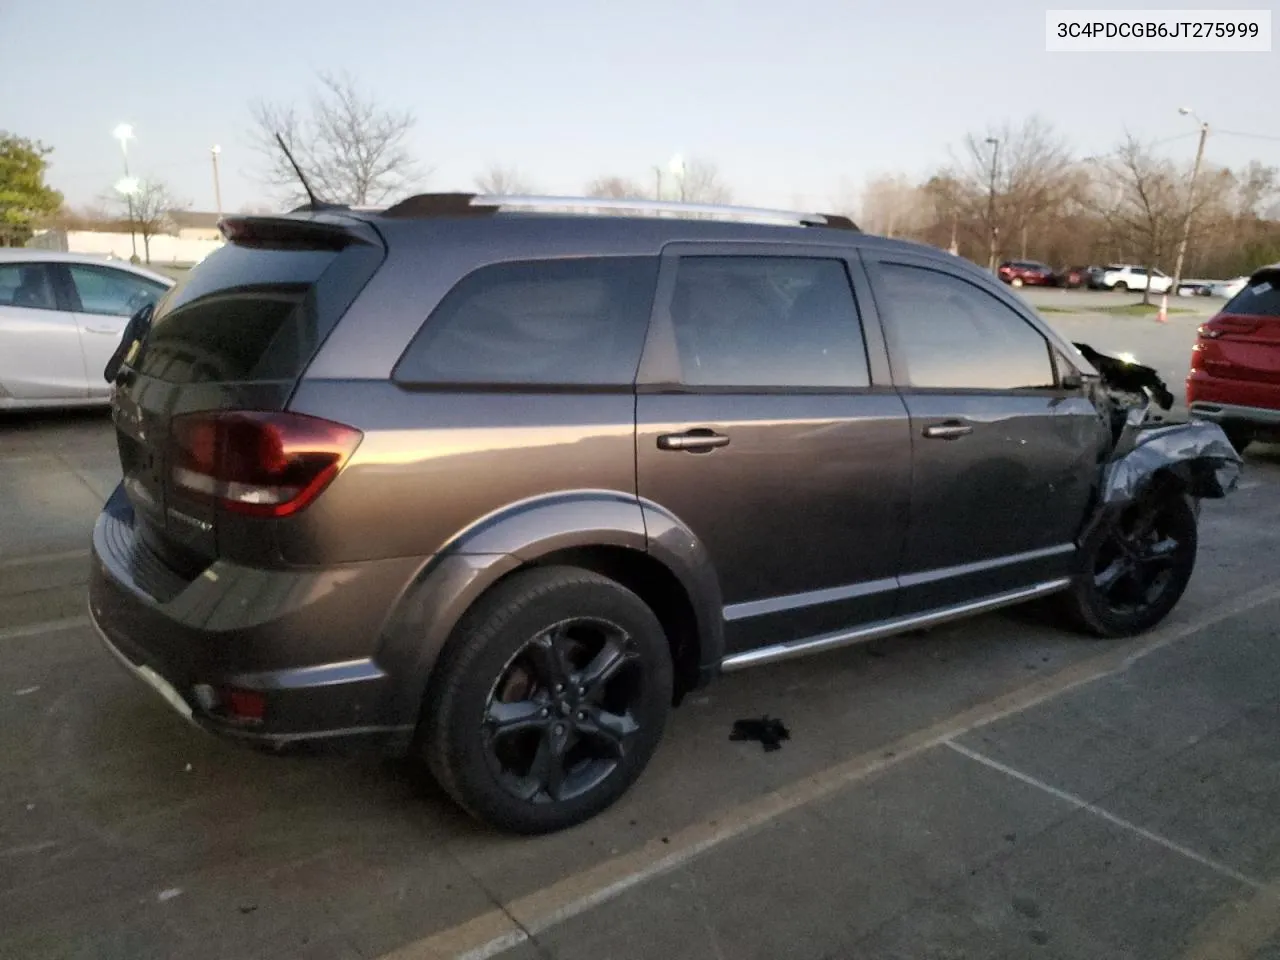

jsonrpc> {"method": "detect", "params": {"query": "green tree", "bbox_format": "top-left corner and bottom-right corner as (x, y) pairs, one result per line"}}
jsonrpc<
(0, 133), (63, 246)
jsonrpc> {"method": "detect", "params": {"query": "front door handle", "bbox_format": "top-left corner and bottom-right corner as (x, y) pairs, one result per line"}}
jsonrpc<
(922, 421), (973, 440)
(657, 429), (730, 452)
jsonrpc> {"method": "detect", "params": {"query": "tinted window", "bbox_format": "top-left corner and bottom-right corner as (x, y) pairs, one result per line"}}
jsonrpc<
(395, 257), (658, 386)
(1224, 275), (1280, 316)
(135, 243), (348, 384)
(0, 262), (57, 311)
(876, 263), (1056, 390)
(68, 264), (166, 316)
(669, 257), (869, 388)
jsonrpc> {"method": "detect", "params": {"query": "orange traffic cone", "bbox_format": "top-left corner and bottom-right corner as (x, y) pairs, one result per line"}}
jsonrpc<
(1156, 293), (1169, 324)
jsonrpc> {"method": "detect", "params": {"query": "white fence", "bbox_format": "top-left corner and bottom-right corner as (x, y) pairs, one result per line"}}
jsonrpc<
(29, 230), (223, 266)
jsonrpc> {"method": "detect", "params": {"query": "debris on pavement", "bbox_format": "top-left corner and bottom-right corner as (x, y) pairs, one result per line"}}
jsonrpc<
(14, 687), (39, 697)
(157, 888), (183, 903)
(731, 716), (791, 752)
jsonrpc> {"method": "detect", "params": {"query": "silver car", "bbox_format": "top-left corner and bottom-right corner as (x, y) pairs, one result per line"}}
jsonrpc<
(0, 249), (173, 411)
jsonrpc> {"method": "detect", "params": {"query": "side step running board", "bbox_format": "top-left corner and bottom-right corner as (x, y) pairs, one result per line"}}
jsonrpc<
(719, 578), (1072, 672)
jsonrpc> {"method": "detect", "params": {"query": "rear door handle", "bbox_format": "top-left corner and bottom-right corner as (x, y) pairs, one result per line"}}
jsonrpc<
(657, 429), (730, 452)
(922, 421), (973, 440)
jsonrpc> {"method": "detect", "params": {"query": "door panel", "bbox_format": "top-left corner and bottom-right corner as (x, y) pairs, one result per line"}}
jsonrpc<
(865, 253), (1105, 612)
(635, 247), (910, 654)
(0, 262), (88, 400)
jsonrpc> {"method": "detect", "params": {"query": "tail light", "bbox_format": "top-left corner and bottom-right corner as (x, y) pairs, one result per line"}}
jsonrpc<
(171, 411), (362, 518)
(1200, 315), (1261, 339)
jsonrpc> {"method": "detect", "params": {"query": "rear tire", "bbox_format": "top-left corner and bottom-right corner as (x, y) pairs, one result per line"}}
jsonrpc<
(1114, 282), (1129, 293)
(1060, 491), (1198, 638)
(419, 566), (673, 834)
(1011, 277), (1023, 288)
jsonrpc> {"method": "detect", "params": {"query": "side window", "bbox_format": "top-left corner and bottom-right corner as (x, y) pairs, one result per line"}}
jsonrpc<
(1131, 267), (1147, 276)
(668, 256), (869, 389)
(875, 263), (1056, 390)
(0, 263), (58, 311)
(68, 264), (166, 316)
(395, 257), (658, 386)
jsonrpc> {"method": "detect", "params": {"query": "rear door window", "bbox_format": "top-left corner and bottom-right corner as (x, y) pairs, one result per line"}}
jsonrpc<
(667, 256), (870, 389)
(394, 257), (659, 387)
(0, 262), (58, 311)
(134, 243), (367, 384)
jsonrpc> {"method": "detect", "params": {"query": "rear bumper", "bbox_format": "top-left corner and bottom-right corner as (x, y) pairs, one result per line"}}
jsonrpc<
(89, 484), (423, 747)
(1187, 371), (1280, 432)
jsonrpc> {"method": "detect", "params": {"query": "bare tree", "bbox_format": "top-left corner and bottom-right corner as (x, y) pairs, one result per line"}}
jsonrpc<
(249, 72), (421, 206)
(1094, 135), (1183, 304)
(475, 165), (536, 196)
(584, 176), (649, 200)
(674, 159), (731, 204)
(948, 116), (1078, 267)
(109, 179), (183, 264)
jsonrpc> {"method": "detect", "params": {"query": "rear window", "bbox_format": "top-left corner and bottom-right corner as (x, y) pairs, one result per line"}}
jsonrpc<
(134, 242), (375, 384)
(394, 257), (659, 387)
(1224, 274), (1280, 317)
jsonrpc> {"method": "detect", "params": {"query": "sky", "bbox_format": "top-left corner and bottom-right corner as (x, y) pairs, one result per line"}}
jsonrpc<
(4, 0), (1278, 215)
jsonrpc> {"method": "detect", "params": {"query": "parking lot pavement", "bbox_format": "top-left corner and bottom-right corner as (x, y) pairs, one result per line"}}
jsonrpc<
(1, 415), (1279, 959)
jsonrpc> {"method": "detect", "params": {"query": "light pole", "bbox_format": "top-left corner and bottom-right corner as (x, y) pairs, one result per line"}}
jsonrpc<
(669, 154), (686, 203)
(211, 145), (223, 217)
(985, 137), (1000, 271)
(1170, 106), (1210, 295)
(112, 124), (138, 262)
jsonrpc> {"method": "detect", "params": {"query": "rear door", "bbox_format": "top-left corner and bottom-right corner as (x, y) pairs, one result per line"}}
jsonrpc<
(110, 218), (384, 574)
(635, 243), (911, 654)
(63, 262), (169, 399)
(0, 260), (88, 401)
(863, 251), (1104, 612)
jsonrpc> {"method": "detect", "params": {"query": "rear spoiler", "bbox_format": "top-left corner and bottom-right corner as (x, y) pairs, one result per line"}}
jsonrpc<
(218, 215), (377, 251)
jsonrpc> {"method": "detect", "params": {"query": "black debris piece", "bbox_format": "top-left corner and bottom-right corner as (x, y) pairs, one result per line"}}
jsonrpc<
(731, 716), (791, 752)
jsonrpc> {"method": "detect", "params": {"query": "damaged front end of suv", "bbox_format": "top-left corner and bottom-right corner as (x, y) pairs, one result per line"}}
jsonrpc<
(1061, 341), (1242, 636)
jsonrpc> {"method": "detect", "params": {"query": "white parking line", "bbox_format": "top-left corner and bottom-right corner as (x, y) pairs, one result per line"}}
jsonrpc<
(944, 740), (1265, 890)
(0, 549), (90, 570)
(0, 616), (91, 644)
(378, 580), (1280, 960)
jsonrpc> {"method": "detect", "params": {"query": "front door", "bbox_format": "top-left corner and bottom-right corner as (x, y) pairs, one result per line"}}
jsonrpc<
(635, 245), (911, 654)
(863, 252), (1105, 612)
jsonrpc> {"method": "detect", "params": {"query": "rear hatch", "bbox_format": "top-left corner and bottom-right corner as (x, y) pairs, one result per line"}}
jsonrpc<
(110, 214), (385, 576)
(1197, 268), (1280, 385)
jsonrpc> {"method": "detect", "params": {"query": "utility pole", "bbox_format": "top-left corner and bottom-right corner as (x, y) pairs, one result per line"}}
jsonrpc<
(985, 137), (1000, 271)
(1171, 109), (1210, 294)
(653, 167), (662, 202)
(211, 145), (223, 217)
(112, 124), (138, 262)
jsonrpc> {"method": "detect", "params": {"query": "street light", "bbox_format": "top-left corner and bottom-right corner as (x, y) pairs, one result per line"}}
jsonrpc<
(1171, 107), (1210, 294)
(211, 145), (223, 217)
(669, 154), (686, 202)
(985, 137), (1000, 271)
(112, 123), (138, 261)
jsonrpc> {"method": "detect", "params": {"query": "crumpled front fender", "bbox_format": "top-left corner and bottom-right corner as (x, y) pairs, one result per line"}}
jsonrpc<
(1100, 421), (1242, 506)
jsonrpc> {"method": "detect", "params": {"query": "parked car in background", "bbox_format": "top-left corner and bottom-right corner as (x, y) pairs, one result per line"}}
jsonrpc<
(0, 250), (173, 411)
(1188, 263), (1280, 453)
(89, 193), (1236, 834)
(1100, 264), (1173, 294)
(1176, 279), (1215, 297)
(1208, 276), (1250, 300)
(997, 260), (1056, 287)
(1059, 265), (1101, 289)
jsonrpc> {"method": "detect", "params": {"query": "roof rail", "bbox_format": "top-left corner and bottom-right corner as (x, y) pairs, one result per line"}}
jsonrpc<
(378, 192), (858, 230)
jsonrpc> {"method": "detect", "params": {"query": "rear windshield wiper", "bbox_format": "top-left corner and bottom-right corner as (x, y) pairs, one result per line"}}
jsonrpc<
(103, 302), (155, 383)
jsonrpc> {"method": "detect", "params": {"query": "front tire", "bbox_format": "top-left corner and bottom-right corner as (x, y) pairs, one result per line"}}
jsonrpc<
(1114, 281), (1129, 293)
(420, 566), (673, 834)
(1011, 277), (1024, 288)
(1061, 491), (1198, 638)
(1223, 426), (1254, 455)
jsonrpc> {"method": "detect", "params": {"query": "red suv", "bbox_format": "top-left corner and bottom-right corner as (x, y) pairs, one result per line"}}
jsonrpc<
(1187, 263), (1280, 452)
(997, 260), (1056, 288)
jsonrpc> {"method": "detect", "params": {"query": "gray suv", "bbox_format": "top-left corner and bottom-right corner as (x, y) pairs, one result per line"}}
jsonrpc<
(89, 194), (1238, 834)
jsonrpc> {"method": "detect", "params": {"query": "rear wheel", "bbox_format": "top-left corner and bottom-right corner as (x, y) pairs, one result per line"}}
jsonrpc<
(420, 566), (672, 834)
(1114, 281), (1129, 293)
(1011, 277), (1024, 288)
(1060, 491), (1198, 638)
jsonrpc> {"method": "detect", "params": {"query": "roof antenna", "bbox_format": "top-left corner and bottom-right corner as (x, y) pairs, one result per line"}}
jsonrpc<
(273, 132), (327, 210)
